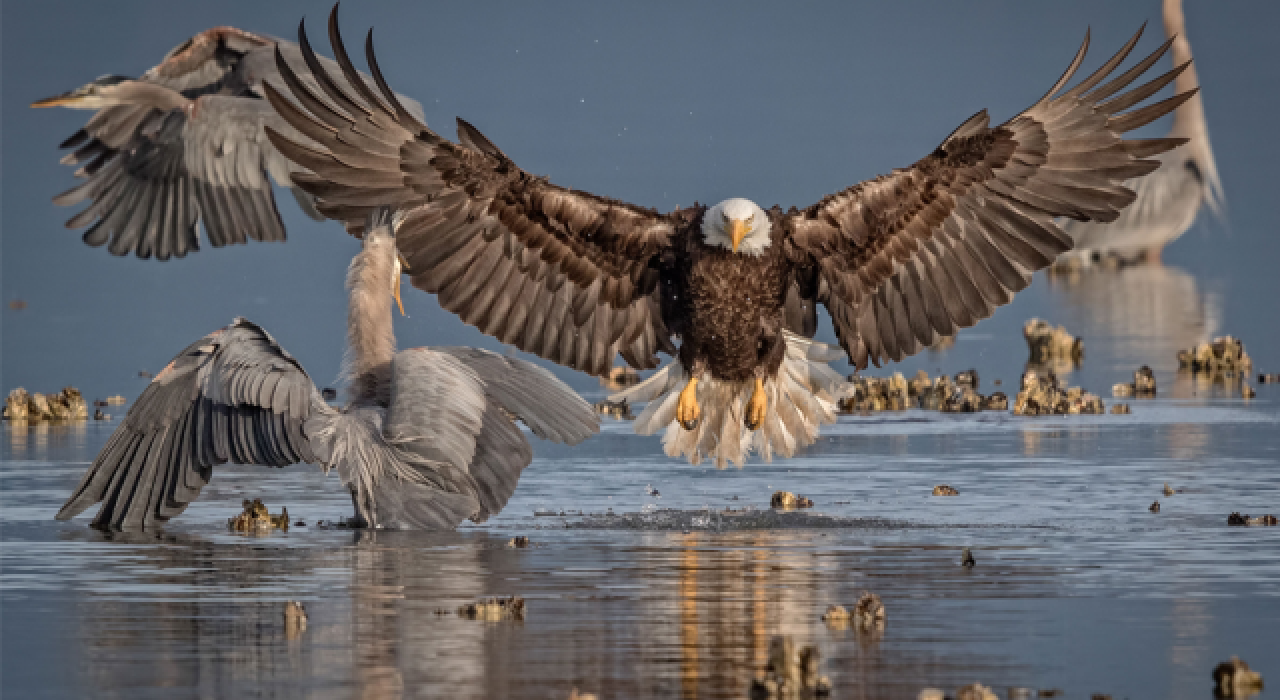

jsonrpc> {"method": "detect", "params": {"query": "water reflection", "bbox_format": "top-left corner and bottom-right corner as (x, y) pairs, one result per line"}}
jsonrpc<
(1045, 264), (1220, 372)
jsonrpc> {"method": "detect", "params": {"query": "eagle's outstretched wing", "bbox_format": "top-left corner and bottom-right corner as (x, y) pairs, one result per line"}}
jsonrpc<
(784, 27), (1196, 369)
(56, 318), (328, 530)
(263, 6), (676, 377)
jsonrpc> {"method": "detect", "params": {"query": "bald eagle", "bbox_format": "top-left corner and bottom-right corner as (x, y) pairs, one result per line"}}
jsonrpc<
(266, 8), (1197, 466)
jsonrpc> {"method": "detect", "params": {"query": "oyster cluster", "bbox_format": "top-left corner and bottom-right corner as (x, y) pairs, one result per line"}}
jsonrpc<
(749, 636), (832, 699)
(1024, 318), (1084, 366)
(771, 491), (814, 509)
(228, 498), (290, 532)
(839, 370), (1006, 414)
(457, 596), (525, 621)
(593, 398), (634, 420)
(3, 387), (88, 422)
(1013, 370), (1104, 416)
(1112, 366), (1157, 398)
(1178, 336), (1252, 375)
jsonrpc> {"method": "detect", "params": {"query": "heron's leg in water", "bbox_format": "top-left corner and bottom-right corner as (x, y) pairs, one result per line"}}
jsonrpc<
(347, 486), (371, 529)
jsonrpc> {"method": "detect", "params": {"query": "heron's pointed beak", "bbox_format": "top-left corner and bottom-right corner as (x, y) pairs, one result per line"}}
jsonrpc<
(393, 250), (410, 316)
(393, 273), (406, 316)
(30, 93), (81, 108)
(728, 219), (749, 253)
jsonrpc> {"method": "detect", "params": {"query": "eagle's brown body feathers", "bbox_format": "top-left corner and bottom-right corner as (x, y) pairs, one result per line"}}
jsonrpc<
(665, 209), (792, 383)
(264, 9), (1198, 464)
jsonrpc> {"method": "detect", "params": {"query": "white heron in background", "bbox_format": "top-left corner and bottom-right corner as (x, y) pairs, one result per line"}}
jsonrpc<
(1059, 0), (1224, 265)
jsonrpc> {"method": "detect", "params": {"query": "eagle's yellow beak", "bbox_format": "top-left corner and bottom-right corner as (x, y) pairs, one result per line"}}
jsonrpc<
(728, 218), (749, 253)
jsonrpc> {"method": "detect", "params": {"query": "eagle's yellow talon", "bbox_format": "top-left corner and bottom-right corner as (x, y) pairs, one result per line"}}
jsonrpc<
(745, 379), (767, 431)
(677, 377), (700, 430)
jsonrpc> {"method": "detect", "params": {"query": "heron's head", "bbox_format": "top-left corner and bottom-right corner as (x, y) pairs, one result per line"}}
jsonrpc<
(31, 75), (132, 109)
(362, 226), (412, 317)
(702, 198), (771, 255)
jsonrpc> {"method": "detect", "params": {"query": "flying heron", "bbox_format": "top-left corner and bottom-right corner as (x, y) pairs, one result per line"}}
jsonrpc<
(1058, 0), (1224, 265)
(32, 26), (425, 260)
(56, 208), (599, 531)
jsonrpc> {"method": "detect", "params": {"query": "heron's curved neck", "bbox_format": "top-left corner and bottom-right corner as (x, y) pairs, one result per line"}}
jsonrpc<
(344, 233), (397, 402)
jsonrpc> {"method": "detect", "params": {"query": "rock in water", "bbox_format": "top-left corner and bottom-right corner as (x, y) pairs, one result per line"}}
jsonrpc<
(1014, 370), (1104, 416)
(1213, 657), (1264, 697)
(1024, 318), (1084, 365)
(457, 596), (525, 621)
(507, 536), (530, 548)
(1110, 403), (1131, 414)
(853, 592), (885, 629)
(750, 635), (831, 699)
(932, 485), (959, 496)
(1149, 501), (1161, 513)
(962, 548), (976, 568)
(594, 398), (634, 420)
(228, 499), (289, 532)
(771, 491), (814, 509)
(956, 684), (999, 700)
(4, 388), (29, 421)
(1179, 336), (1253, 375)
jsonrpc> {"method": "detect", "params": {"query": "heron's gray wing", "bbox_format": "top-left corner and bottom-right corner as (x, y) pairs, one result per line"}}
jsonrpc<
(57, 318), (326, 530)
(262, 9), (676, 376)
(53, 96), (311, 260)
(435, 346), (599, 446)
(785, 27), (1196, 369)
(384, 347), (586, 523)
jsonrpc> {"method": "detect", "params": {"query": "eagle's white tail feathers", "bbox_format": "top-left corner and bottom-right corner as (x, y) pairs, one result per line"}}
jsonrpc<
(612, 331), (840, 468)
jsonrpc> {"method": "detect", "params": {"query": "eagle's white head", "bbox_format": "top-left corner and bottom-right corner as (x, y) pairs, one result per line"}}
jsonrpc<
(702, 198), (772, 256)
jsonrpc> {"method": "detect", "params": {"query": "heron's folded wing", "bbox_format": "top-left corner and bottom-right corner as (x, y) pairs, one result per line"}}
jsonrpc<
(785, 27), (1196, 369)
(263, 7), (676, 376)
(56, 318), (325, 530)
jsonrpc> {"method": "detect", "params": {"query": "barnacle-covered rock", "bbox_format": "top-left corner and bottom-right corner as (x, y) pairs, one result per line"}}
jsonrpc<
(750, 636), (831, 699)
(1024, 318), (1083, 365)
(1213, 656), (1264, 697)
(932, 485), (959, 496)
(771, 491), (814, 509)
(4, 388), (29, 421)
(457, 596), (525, 621)
(1179, 336), (1252, 375)
(228, 498), (289, 532)
(1014, 370), (1103, 416)
(594, 398), (634, 420)
(1111, 403), (1131, 415)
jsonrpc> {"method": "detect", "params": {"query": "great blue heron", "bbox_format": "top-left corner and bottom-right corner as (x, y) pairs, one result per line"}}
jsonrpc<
(262, 8), (1195, 467)
(1058, 0), (1224, 264)
(32, 26), (425, 260)
(55, 209), (599, 531)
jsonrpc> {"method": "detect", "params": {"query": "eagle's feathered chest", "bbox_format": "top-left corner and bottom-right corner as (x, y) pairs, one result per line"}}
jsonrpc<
(664, 216), (790, 381)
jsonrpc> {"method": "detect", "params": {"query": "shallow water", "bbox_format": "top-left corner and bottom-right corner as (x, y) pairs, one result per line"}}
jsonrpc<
(4, 302), (1279, 699)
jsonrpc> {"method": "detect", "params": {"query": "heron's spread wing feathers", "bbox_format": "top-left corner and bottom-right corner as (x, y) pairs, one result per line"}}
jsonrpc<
(786, 28), (1195, 368)
(264, 8), (676, 376)
(56, 318), (326, 530)
(435, 347), (600, 446)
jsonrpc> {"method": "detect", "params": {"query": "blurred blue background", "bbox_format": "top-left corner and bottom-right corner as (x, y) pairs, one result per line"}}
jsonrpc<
(3, 0), (1277, 401)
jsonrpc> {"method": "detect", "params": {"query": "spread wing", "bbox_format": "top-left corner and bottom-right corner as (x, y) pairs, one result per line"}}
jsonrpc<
(56, 318), (328, 530)
(44, 25), (429, 260)
(263, 7), (677, 377)
(784, 27), (1197, 368)
(55, 97), (310, 259)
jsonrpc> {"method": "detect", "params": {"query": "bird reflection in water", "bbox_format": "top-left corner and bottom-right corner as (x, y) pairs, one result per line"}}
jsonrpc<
(1046, 264), (1221, 380)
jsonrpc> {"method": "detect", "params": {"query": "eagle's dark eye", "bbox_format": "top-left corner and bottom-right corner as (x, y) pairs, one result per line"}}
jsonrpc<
(721, 211), (731, 224)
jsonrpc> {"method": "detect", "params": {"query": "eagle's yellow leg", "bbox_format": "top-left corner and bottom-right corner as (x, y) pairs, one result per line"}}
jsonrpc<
(676, 377), (700, 430)
(745, 378), (767, 431)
